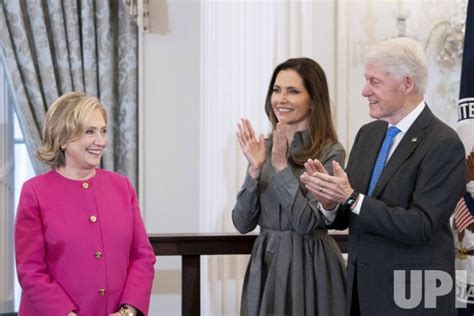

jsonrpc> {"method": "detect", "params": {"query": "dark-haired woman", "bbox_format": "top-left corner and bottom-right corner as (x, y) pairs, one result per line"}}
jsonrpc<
(233, 58), (347, 316)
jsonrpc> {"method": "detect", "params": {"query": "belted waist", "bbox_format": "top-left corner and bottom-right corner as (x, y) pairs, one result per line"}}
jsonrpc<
(260, 227), (328, 240)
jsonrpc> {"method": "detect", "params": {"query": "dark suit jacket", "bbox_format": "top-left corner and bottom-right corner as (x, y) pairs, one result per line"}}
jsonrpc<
(332, 106), (466, 316)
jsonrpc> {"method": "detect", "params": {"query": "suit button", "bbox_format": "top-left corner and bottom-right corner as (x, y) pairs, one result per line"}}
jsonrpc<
(95, 251), (103, 259)
(98, 288), (106, 296)
(82, 182), (89, 189)
(89, 215), (97, 223)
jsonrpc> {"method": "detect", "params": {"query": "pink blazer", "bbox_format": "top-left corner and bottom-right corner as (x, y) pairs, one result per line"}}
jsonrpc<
(15, 169), (156, 315)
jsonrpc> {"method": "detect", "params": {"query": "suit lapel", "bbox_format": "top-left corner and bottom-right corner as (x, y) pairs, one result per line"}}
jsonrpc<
(371, 106), (433, 198)
(351, 122), (387, 194)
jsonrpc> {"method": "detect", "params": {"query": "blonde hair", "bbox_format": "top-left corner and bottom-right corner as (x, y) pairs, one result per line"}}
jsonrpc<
(37, 92), (108, 168)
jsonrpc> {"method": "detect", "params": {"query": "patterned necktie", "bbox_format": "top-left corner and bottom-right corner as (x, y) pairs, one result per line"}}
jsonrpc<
(367, 126), (401, 196)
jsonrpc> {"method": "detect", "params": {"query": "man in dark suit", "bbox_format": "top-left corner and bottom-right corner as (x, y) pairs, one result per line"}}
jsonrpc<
(301, 37), (466, 315)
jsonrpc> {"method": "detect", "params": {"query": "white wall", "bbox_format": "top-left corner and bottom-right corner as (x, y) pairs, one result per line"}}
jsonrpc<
(140, 1), (200, 315)
(142, 1), (200, 234)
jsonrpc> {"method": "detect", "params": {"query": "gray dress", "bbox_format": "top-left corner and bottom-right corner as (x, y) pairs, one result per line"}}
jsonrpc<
(233, 130), (347, 316)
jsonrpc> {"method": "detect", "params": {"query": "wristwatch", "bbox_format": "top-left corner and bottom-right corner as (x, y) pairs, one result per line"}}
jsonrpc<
(343, 190), (359, 209)
(119, 306), (135, 316)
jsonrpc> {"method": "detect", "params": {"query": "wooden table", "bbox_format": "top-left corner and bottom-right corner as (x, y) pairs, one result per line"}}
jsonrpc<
(149, 233), (348, 316)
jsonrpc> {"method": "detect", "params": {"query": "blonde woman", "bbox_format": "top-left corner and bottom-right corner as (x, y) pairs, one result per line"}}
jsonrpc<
(15, 92), (155, 316)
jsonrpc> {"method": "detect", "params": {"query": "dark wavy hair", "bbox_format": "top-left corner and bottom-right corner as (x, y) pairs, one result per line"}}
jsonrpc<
(264, 57), (338, 166)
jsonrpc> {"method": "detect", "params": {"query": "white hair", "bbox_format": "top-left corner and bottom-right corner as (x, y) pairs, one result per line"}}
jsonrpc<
(364, 37), (428, 95)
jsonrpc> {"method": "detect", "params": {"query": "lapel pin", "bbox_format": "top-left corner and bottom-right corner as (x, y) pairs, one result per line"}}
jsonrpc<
(412, 137), (417, 143)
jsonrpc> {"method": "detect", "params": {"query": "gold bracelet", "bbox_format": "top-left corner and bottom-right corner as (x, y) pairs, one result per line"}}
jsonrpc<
(119, 306), (134, 316)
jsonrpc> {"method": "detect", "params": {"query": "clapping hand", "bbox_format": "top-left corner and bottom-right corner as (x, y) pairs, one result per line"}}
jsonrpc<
(236, 118), (266, 179)
(300, 159), (353, 210)
(300, 159), (337, 209)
